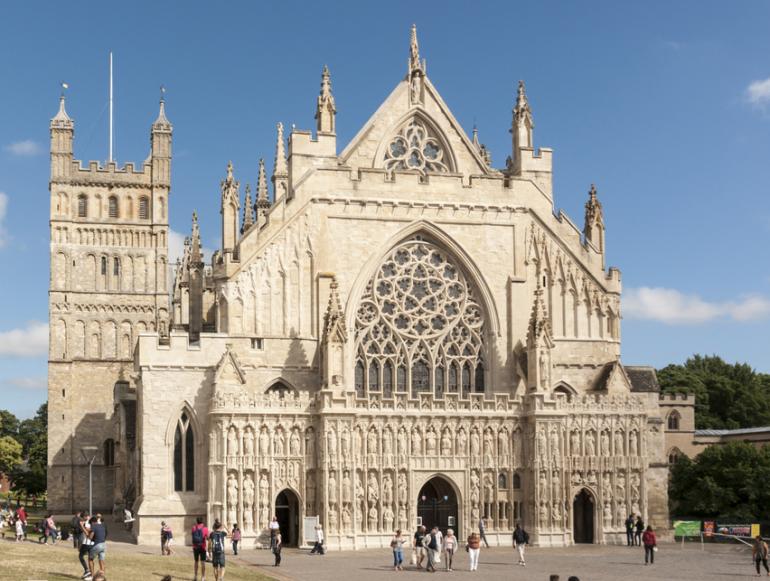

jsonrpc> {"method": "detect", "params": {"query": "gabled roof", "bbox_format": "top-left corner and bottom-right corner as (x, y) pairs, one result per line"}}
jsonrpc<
(214, 344), (246, 385)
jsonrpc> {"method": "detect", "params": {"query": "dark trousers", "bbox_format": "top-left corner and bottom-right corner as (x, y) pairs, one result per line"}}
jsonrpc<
(479, 529), (489, 548)
(274, 546), (282, 566)
(644, 545), (654, 564)
(635, 531), (642, 546)
(232, 540), (239, 555)
(78, 545), (90, 573)
(626, 530), (634, 545)
(756, 558), (769, 574)
(310, 541), (324, 554)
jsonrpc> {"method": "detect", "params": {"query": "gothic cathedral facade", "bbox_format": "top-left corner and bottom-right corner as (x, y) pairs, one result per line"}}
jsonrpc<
(49, 27), (669, 549)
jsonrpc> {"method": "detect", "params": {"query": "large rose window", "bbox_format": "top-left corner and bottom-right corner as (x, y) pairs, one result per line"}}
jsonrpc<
(355, 237), (486, 398)
(383, 118), (450, 175)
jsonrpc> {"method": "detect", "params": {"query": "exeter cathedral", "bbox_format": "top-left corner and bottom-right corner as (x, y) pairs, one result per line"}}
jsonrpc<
(48, 26), (669, 549)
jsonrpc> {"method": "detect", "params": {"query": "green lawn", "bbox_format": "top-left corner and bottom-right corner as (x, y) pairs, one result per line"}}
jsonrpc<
(2, 538), (275, 581)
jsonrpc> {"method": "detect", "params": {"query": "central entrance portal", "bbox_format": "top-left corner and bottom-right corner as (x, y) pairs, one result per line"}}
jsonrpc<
(572, 488), (595, 544)
(417, 476), (459, 536)
(275, 489), (300, 547)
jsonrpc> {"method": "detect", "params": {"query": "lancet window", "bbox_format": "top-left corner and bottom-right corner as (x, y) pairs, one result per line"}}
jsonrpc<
(354, 236), (486, 399)
(173, 412), (194, 492)
(383, 118), (451, 175)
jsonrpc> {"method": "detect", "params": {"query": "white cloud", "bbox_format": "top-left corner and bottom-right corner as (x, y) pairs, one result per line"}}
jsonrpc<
(746, 78), (770, 106)
(5, 376), (46, 390)
(4, 140), (43, 156)
(0, 192), (7, 248)
(624, 287), (770, 325)
(0, 321), (49, 357)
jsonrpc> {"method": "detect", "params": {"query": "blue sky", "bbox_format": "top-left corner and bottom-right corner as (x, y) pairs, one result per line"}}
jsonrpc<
(1, 1), (768, 418)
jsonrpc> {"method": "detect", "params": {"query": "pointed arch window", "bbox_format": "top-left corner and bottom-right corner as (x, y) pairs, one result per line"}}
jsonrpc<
(355, 236), (486, 399)
(667, 411), (681, 431)
(173, 412), (195, 492)
(383, 362), (394, 397)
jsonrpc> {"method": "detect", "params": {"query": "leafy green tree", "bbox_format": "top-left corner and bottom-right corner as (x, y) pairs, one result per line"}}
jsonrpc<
(659, 355), (770, 429)
(0, 404), (48, 497)
(0, 436), (23, 475)
(0, 410), (20, 439)
(669, 441), (770, 521)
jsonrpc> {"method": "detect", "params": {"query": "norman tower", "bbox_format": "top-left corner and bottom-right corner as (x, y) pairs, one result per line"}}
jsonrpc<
(48, 94), (172, 512)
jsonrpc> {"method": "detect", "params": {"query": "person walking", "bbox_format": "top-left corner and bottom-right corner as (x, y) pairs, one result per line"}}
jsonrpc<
(78, 512), (94, 580)
(413, 525), (427, 569)
(273, 531), (283, 567)
(209, 519), (227, 581)
(310, 524), (325, 555)
(71, 512), (81, 548)
(15, 516), (24, 542)
(87, 515), (108, 577)
(161, 521), (174, 555)
(479, 517), (489, 549)
(635, 515), (644, 547)
(443, 528), (457, 572)
(625, 514), (635, 546)
(424, 526), (438, 572)
(466, 532), (481, 571)
(269, 516), (280, 549)
(512, 523), (529, 566)
(433, 527), (443, 567)
(642, 525), (657, 565)
(390, 529), (407, 571)
(752, 535), (770, 576)
(191, 517), (209, 581)
(230, 523), (241, 556)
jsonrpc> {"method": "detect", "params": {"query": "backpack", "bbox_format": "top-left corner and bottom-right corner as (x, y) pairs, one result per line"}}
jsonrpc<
(523, 531), (530, 544)
(212, 531), (225, 554)
(192, 525), (204, 546)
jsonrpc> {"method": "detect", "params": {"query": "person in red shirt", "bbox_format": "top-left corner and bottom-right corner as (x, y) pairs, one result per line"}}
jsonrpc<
(642, 525), (657, 565)
(15, 506), (27, 539)
(191, 517), (209, 581)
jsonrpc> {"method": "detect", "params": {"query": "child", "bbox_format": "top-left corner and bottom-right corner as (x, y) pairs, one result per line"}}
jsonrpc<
(15, 517), (24, 542)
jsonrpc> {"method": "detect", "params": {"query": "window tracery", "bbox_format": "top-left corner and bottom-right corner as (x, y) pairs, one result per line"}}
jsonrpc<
(355, 237), (486, 398)
(383, 118), (450, 175)
(173, 412), (194, 492)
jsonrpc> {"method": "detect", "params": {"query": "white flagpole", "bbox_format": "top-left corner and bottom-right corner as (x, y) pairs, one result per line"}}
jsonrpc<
(109, 51), (113, 163)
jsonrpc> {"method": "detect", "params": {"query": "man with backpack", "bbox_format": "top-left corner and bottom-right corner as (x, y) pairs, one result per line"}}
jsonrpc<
(512, 523), (529, 566)
(208, 519), (227, 581)
(423, 526), (439, 572)
(191, 517), (209, 581)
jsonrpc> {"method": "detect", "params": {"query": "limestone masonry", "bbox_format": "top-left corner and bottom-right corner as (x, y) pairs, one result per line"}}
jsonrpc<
(48, 26), (669, 549)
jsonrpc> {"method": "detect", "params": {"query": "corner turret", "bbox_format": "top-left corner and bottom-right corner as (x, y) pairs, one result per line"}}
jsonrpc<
(584, 184), (605, 268)
(315, 65), (336, 135)
(509, 81), (553, 199)
(272, 123), (289, 201)
(50, 94), (74, 180)
(220, 161), (240, 256)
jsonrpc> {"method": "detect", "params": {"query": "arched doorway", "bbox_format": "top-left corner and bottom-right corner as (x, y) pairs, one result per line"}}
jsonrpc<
(572, 488), (595, 544)
(275, 489), (300, 547)
(417, 476), (459, 536)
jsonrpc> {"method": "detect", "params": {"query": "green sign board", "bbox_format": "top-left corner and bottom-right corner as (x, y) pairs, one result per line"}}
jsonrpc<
(673, 520), (701, 537)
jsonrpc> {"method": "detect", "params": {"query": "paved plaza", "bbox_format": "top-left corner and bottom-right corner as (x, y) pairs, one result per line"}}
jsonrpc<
(231, 542), (763, 581)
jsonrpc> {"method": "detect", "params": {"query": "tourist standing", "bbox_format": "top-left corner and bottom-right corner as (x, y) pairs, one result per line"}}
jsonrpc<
(231, 523), (241, 555)
(87, 515), (108, 577)
(390, 529), (406, 570)
(413, 525), (427, 569)
(209, 519), (228, 581)
(625, 515), (635, 546)
(310, 523), (325, 555)
(466, 532), (481, 571)
(479, 517), (489, 548)
(16, 504), (27, 539)
(752, 535), (769, 576)
(15, 516), (24, 542)
(512, 523), (529, 566)
(191, 517), (209, 581)
(161, 521), (174, 555)
(78, 513), (93, 580)
(273, 531), (283, 566)
(635, 515), (644, 547)
(41, 513), (58, 544)
(269, 516), (280, 548)
(642, 525), (657, 565)
(425, 526), (438, 572)
(70, 512), (81, 548)
(443, 528), (457, 571)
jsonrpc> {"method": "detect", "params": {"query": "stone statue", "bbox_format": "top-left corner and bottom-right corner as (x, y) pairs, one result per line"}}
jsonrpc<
(539, 350), (549, 389)
(258, 473), (270, 506)
(398, 503), (408, 531)
(397, 472), (408, 505)
(441, 429), (452, 456)
(341, 504), (352, 532)
(243, 473), (255, 508)
(614, 430), (624, 456)
(498, 429), (509, 460)
(275, 428), (285, 456)
(629, 431), (639, 456)
(353, 427), (362, 457)
(226, 474), (238, 526)
(227, 426), (238, 457)
(539, 501), (549, 525)
(539, 471), (548, 497)
(616, 472), (626, 499)
(601, 431), (610, 456)
(457, 428), (468, 455)
(383, 429), (393, 459)
(383, 473), (394, 505)
(342, 471), (352, 504)
(340, 428), (351, 457)
(397, 428), (408, 460)
(383, 504), (395, 531)
(470, 429), (481, 457)
(551, 470), (560, 501)
(367, 429), (378, 459)
(552, 501), (561, 523)
(616, 501), (627, 526)
(471, 504), (480, 524)
(483, 472), (494, 503)
(410, 73), (421, 103)
(411, 428), (423, 455)
(630, 472), (640, 500)
(603, 501), (612, 529)
(587, 470), (598, 486)
(328, 471), (338, 504)
(289, 429), (301, 456)
(602, 472), (612, 499)
(550, 428), (560, 458)
(585, 430), (596, 457)
(328, 506), (338, 533)
(327, 427), (338, 458)
(426, 428), (437, 455)
(470, 470), (480, 504)
(536, 428), (547, 459)
(355, 472), (365, 505)
(259, 427), (270, 456)
(244, 427), (255, 457)
(570, 430), (580, 456)
(483, 429), (494, 464)
(367, 471), (379, 503)
(368, 504), (378, 531)
(305, 428), (315, 459)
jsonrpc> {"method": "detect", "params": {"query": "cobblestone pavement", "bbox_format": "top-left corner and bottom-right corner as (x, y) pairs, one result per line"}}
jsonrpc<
(231, 542), (764, 581)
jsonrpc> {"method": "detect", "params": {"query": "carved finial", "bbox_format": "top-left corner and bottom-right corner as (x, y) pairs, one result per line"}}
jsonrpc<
(472, 125), (480, 149)
(273, 123), (288, 177)
(528, 283), (552, 345)
(51, 90), (73, 128)
(226, 160), (234, 181)
(241, 184), (254, 233)
(514, 80), (533, 127)
(409, 24), (422, 74)
(584, 184), (605, 257)
(190, 210), (202, 263)
(315, 65), (336, 134)
(255, 158), (270, 212)
(322, 276), (347, 343)
(471, 125), (492, 167)
(510, 80), (534, 172)
(152, 89), (171, 130)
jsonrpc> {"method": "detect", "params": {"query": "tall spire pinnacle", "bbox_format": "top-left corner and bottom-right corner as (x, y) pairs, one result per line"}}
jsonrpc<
(272, 123), (289, 200)
(152, 91), (171, 131)
(241, 184), (254, 233)
(51, 94), (73, 128)
(514, 80), (533, 130)
(584, 183), (605, 261)
(315, 65), (337, 134)
(255, 158), (270, 212)
(322, 276), (347, 343)
(510, 80), (535, 173)
(409, 24), (423, 74)
(190, 210), (202, 263)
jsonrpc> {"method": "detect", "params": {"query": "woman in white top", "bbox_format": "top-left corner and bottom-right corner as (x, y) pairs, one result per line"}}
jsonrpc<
(443, 529), (458, 571)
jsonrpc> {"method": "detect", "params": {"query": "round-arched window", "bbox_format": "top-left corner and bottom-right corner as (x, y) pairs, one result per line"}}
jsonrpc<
(354, 237), (486, 398)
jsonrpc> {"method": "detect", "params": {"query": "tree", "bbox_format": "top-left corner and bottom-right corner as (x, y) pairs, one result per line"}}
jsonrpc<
(669, 441), (770, 521)
(658, 355), (770, 429)
(0, 436), (23, 475)
(0, 404), (48, 497)
(0, 410), (20, 439)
